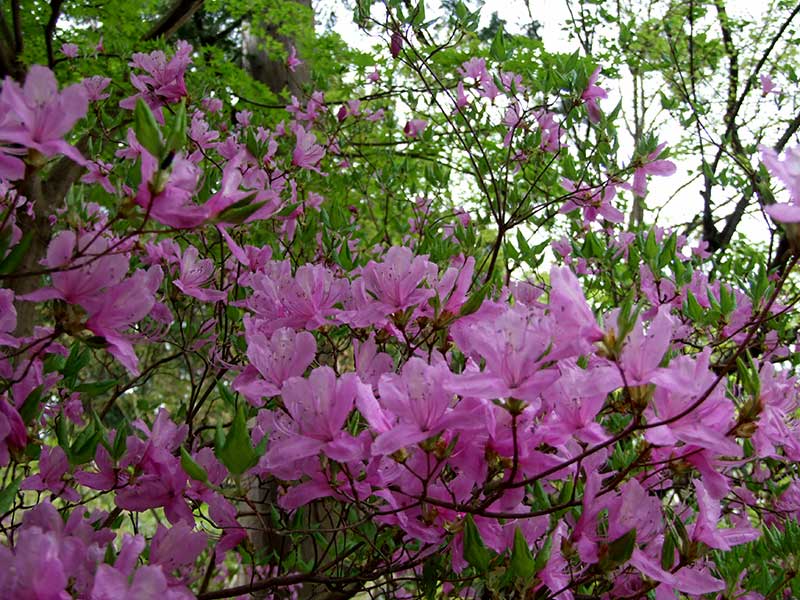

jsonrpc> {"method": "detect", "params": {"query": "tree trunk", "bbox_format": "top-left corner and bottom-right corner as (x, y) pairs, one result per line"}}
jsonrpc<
(242, 0), (311, 99)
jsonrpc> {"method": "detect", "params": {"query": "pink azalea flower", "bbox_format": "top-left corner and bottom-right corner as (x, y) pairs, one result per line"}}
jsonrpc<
(287, 45), (302, 72)
(172, 246), (227, 303)
(0, 289), (17, 347)
(149, 522), (207, 573)
(371, 358), (460, 456)
(23, 230), (128, 307)
(760, 73), (779, 96)
(630, 142), (677, 197)
(120, 41), (192, 121)
(235, 109), (252, 128)
(21, 445), (79, 502)
(367, 68), (380, 83)
(760, 144), (800, 222)
(263, 367), (362, 466)
(691, 478), (759, 550)
(75, 445), (126, 491)
(0, 65), (88, 164)
(134, 149), (207, 228)
(83, 266), (164, 375)
(81, 159), (115, 193)
(0, 397), (27, 466)
(559, 178), (623, 225)
(361, 246), (436, 312)
(448, 305), (559, 405)
(233, 322), (316, 406)
(115, 454), (192, 524)
(647, 349), (742, 457)
(61, 43), (79, 58)
(390, 31), (403, 57)
(92, 564), (188, 600)
(403, 119), (428, 139)
(502, 102), (523, 147)
(291, 124), (325, 172)
(581, 66), (607, 123)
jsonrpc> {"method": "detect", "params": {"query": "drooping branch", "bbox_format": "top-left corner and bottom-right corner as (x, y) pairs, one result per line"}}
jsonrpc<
(143, 0), (205, 41)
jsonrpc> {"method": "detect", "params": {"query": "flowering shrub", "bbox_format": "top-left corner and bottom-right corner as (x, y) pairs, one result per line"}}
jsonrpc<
(2, 2), (800, 599)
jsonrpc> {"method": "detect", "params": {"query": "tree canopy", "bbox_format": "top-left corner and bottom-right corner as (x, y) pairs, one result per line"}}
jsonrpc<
(2, 0), (800, 598)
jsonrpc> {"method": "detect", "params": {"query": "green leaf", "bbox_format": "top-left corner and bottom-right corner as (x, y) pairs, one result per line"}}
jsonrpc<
(216, 404), (258, 476)
(462, 514), (491, 572)
(459, 282), (491, 316)
(69, 420), (102, 465)
(533, 535), (552, 572)
(684, 291), (703, 322)
(509, 526), (535, 579)
(75, 380), (117, 397)
(643, 229), (658, 261)
(63, 344), (91, 382)
(601, 528), (637, 570)
(421, 554), (439, 600)
(212, 195), (265, 225)
(0, 477), (21, 515)
(217, 382), (236, 408)
(661, 529), (675, 570)
(181, 446), (209, 483)
(410, 0), (425, 26)
(165, 100), (187, 154)
(0, 231), (33, 275)
(110, 422), (129, 460)
(19, 386), (44, 425)
(490, 24), (506, 61)
(133, 98), (163, 159)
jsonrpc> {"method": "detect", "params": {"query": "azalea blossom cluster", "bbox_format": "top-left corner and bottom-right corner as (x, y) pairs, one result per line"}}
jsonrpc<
(0, 33), (800, 600)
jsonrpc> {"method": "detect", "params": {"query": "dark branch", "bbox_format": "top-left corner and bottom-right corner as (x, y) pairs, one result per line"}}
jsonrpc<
(44, 0), (64, 69)
(143, 0), (205, 41)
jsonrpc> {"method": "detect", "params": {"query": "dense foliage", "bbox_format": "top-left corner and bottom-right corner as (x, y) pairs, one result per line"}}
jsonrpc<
(2, 1), (800, 598)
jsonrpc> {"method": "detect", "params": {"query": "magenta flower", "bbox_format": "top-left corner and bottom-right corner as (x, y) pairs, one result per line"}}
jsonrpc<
(287, 45), (302, 72)
(82, 76), (111, 102)
(390, 31), (403, 57)
(581, 67), (607, 123)
(449, 305), (559, 405)
(403, 119), (428, 139)
(21, 445), (79, 502)
(92, 564), (182, 600)
(760, 74), (779, 96)
(559, 178), (623, 225)
(134, 149), (207, 229)
(24, 230), (128, 306)
(371, 359), (465, 456)
(0, 397), (27, 466)
(115, 455), (192, 525)
(361, 246), (436, 312)
(0, 65), (88, 164)
(149, 522), (207, 573)
(172, 246), (227, 303)
(291, 124), (325, 172)
(75, 445), (127, 491)
(647, 349), (742, 457)
(82, 266), (163, 375)
(263, 367), (362, 466)
(0, 289), (17, 347)
(233, 321), (317, 406)
(631, 142), (677, 197)
(61, 43), (79, 58)
(120, 41), (192, 120)
(691, 478), (759, 550)
(760, 144), (800, 222)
